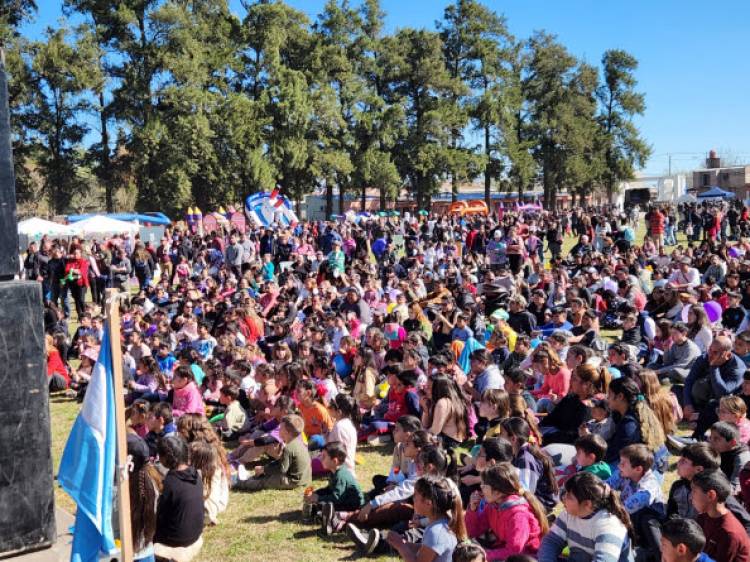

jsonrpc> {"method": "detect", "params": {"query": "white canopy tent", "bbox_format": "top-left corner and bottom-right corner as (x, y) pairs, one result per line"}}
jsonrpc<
(676, 193), (698, 204)
(70, 215), (140, 238)
(17, 217), (76, 237)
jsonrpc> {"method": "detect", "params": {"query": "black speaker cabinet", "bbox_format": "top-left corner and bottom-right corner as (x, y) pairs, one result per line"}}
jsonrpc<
(0, 281), (55, 557)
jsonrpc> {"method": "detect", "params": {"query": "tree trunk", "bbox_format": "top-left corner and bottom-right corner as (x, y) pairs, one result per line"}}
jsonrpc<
(379, 185), (386, 211)
(484, 124), (491, 207)
(325, 181), (333, 219)
(100, 91), (112, 212)
(361, 183), (366, 213)
(338, 184), (344, 215)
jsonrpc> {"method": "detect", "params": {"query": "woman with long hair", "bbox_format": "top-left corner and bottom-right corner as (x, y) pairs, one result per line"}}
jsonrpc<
(127, 434), (162, 562)
(530, 347), (570, 413)
(639, 369), (679, 435)
(178, 415), (230, 525)
(352, 348), (380, 411)
(606, 377), (666, 472)
(686, 305), (713, 353)
(500, 417), (558, 512)
(540, 363), (609, 446)
(422, 375), (470, 450)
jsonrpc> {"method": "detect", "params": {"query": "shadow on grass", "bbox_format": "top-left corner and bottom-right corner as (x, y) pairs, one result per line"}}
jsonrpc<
(292, 528), (320, 540)
(242, 510), (299, 524)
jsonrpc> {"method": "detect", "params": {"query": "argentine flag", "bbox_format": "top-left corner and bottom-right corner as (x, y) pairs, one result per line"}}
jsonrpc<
(58, 327), (117, 562)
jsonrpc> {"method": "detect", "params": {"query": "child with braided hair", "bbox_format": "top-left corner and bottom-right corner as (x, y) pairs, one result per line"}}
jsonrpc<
(126, 434), (162, 562)
(465, 463), (548, 560)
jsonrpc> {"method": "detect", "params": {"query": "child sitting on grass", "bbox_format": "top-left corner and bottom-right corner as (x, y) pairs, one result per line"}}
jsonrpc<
(607, 444), (665, 517)
(311, 393), (359, 477)
(153, 435), (205, 561)
(582, 398), (615, 441)
(503, 367), (536, 411)
(229, 396), (294, 469)
(459, 390), (510, 490)
(144, 402), (176, 457)
(212, 385), (246, 440)
(691, 470), (750, 562)
(385, 475), (467, 562)
(501, 417), (558, 512)
(659, 518), (715, 562)
(304, 442), (366, 535)
(233, 414), (311, 492)
(708, 421), (750, 494)
(459, 437), (514, 506)
(297, 379), (334, 451)
(557, 434), (611, 486)
(538, 472), (633, 562)
(369, 415), (421, 498)
(717, 395), (750, 446)
(465, 463), (548, 560)
(606, 444), (665, 557)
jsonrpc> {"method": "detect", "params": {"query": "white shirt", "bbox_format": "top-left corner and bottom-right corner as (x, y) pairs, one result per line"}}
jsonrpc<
(668, 267), (700, 289)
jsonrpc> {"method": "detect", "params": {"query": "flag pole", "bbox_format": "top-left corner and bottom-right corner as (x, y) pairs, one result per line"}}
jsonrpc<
(105, 288), (133, 562)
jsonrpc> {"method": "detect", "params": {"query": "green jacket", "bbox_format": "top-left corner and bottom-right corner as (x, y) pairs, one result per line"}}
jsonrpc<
(316, 466), (365, 511)
(583, 460), (612, 481)
(266, 437), (312, 488)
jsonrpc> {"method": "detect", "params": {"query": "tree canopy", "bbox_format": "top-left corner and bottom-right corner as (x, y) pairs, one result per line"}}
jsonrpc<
(5, 0), (650, 216)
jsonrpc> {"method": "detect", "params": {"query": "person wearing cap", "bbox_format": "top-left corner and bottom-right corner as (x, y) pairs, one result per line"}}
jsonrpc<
(668, 257), (701, 291)
(486, 229), (507, 271)
(540, 307), (574, 337)
(722, 291), (746, 332)
(650, 322), (701, 385)
(339, 287), (372, 327)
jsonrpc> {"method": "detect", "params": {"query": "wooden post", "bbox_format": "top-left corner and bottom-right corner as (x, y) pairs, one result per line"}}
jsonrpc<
(105, 288), (133, 562)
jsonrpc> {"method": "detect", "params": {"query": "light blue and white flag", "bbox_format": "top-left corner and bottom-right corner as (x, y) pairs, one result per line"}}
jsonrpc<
(58, 327), (117, 562)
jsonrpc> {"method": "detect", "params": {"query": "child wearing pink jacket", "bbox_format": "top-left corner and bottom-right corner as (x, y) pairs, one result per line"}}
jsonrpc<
(465, 463), (547, 560)
(171, 365), (205, 418)
(531, 351), (570, 413)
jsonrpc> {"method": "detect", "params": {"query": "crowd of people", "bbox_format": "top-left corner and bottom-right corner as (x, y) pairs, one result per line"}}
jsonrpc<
(27, 198), (750, 562)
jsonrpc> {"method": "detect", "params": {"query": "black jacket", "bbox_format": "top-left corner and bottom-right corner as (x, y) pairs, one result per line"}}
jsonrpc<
(540, 393), (591, 445)
(154, 467), (204, 547)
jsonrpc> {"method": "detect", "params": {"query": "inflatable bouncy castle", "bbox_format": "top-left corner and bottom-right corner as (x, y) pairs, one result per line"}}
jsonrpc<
(245, 189), (299, 228)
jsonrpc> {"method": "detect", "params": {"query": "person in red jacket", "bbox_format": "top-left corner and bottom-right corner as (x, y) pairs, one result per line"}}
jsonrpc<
(46, 334), (70, 392)
(648, 207), (665, 252)
(64, 248), (89, 318)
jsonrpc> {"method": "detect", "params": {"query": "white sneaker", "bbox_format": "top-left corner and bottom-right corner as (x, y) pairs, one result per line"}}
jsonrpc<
(237, 464), (250, 481)
(367, 434), (392, 446)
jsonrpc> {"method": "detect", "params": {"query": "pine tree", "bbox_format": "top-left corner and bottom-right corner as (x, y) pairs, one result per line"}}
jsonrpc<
(598, 49), (651, 203)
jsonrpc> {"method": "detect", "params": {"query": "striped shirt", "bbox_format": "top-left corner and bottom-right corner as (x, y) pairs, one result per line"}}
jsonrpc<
(537, 509), (633, 562)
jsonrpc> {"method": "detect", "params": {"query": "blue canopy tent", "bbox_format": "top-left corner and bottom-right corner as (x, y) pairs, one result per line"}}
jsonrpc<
(697, 186), (735, 200)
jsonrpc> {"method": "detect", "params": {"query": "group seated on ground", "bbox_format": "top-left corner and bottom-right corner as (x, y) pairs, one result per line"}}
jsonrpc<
(35, 201), (750, 561)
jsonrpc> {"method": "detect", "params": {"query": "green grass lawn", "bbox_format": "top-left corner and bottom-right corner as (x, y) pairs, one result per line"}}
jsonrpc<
(49, 396), (397, 562)
(49, 216), (689, 561)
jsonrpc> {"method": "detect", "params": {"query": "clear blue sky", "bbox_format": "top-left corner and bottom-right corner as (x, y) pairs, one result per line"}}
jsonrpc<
(22, 0), (750, 176)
